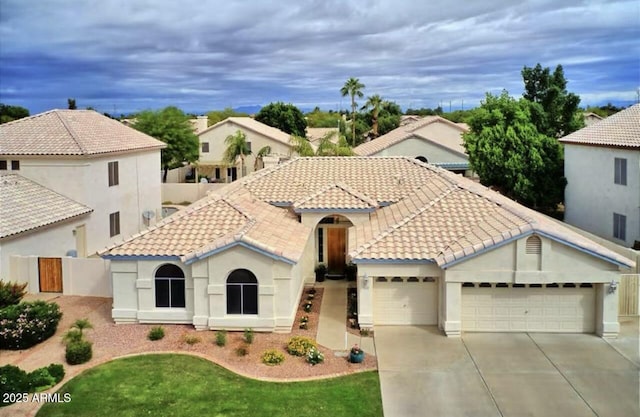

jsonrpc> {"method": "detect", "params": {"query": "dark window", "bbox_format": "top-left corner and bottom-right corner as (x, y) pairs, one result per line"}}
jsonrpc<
(614, 158), (627, 185)
(546, 283), (559, 288)
(529, 284), (542, 288)
(108, 161), (119, 186)
(109, 212), (120, 237)
(376, 277), (388, 282)
(319, 217), (335, 224)
(215, 168), (221, 179)
(317, 228), (324, 262)
(479, 282), (491, 288)
(407, 277), (419, 282)
(563, 283), (576, 288)
(462, 282), (475, 287)
(201, 142), (210, 153)
(11, 160), (19, 170)
(513, 283), (525, 288)
(415, 156), (428, 163)
(155, 264), (185, 308)
(496, 282), (509, 288)
(423, 277), (436, 282)
(0, 160), (6, 170)
(227, 167), (237, 182)
(391, 277), (403, 282)
(580, 283), (593, 288)
(227, 269), (258, 314)
(613, 213), (626, 241)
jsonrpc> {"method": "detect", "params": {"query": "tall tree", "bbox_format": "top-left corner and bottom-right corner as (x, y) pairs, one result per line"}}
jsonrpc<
(463, 91), (566, 212)
(223, 130), (252, 178)
(67, 98), (77, 110)
(340, 77), (365, 145)
(132, 106), (199, 182)
(521, 63), (583, 137)
(0, 103), (29, 124)
(255, 102), (307, 137)
(362, 94), (383, 138)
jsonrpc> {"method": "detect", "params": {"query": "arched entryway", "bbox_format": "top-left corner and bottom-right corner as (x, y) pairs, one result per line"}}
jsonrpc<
(226, 269), (258, 314)
(316, 215), (353, 276)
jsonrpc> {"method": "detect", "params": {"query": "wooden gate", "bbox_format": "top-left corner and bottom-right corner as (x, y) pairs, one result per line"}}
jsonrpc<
(38, 258), (63, 293)
(327, 228), (346, 275)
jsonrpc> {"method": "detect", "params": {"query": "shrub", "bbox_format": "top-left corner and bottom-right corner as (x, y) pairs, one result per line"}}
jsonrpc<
(0, 301), (62, 350)
(46, 364), (65, 383)
(215, 330), (227, 347)
(71, 318), (92, 336)
(307, 346), (324, 365)
(28, 368), (55, 390)
(65, 340), (92, 365)
(261, 349), (285, 366)
(286, 336), (317, 356)
(243, 328), (254, 344)
(0, 281), (27, 308)
(148, 326), (165, 341)
(63, 328), (83, 345)
(0, 364), (30, 397)
(0, 364), (65, 406)
(307, 287), (317, 295)
(183, 334), (201, 345)
(235, 344), (249, 356)
(303, 301), (312, 313)
(299, 322), (308, 330)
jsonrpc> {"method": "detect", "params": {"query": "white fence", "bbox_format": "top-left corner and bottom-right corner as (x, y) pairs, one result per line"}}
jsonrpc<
(161, 183), (226, 204)
(9, 255), (112, 297)
(164, 166), (192, 183)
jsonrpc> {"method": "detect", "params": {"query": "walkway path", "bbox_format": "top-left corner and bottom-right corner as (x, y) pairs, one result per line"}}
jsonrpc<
(316, 280), (376, 355)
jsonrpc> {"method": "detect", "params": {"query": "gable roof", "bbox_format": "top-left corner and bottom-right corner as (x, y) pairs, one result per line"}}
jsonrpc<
(293, 182), (378, 212)
(1, 174), (92, 239)
(102, 188), (310, 264)
(560, 104), (640, 148)
(199, 117), (292, 147)
(0, 110), (166, 156)
(353, 116), (468, 157)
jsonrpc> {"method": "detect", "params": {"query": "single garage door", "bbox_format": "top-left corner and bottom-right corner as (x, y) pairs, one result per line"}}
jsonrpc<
(462, 283), (595, 333)
(374, 277), (438, 325)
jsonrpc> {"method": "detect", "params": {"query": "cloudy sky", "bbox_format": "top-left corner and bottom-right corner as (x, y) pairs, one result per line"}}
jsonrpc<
(1, 0), (638, 115)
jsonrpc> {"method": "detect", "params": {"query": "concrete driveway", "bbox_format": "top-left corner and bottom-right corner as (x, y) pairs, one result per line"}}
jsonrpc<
(375, 323), (639, 417)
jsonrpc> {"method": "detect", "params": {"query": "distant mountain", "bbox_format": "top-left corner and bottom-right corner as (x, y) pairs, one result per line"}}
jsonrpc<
(233, 105), (262, 115)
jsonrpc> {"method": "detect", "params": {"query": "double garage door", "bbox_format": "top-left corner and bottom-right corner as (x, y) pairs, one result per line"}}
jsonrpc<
(462, 283), (595, 333)
(373, 277), (438, 325)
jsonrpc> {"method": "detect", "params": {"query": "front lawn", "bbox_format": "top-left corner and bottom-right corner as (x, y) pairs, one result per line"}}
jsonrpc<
(37, 354), (383, 417)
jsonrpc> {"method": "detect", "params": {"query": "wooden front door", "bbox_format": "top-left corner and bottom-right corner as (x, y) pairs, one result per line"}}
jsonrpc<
(38, 258), (63, 293)
(327, 228), (346, 274)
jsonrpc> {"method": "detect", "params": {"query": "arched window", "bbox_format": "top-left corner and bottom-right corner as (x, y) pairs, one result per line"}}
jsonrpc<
(227, 269), (258, 315)
(415, 156), (428, 163)
(526, 236), (542, 254)
(155, 264), (185, 308)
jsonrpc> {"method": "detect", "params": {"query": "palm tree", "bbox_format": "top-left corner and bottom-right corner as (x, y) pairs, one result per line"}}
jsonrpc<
(289, 135), (314, 157)
(315, 131), (354, 156)
(72, 318), (93, 337)
(362, 94), (383, 138)
(340, 77), (365, 146)
(224, 130), (252, 178)
(254, 145), (272, 171)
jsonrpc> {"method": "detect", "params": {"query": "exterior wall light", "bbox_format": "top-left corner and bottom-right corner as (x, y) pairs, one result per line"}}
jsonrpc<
(362, 273), (370, 289)
(608, 280), (618, 294)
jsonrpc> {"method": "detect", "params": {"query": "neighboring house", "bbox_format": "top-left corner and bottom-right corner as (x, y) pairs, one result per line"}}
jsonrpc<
(0, 109), (166, 263)
(353, 116), (472, 176)
(197, 117), (293, 182)
(561, 104), (640, 248)
(583, 112), (604, 127)
(102, 156), (633, 337)
(0, 174), (92, 281)
(189, 116), (209, 134)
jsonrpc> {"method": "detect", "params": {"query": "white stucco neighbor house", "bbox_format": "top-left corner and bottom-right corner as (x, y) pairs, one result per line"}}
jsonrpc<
(0, 110), (166, 282)
(102, 156), (634, 337)
(561, 104), (639, 248)
(353, 116), (472, 176)
(196, 117), (293, 182)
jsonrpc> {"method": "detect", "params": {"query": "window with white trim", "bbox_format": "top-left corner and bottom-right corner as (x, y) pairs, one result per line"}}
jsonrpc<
(109, 211), (120, 237)
(614, 158), (627, 185)
(227, 269), (258, 314)
(108, 161), (119, 186)
(613, 213), (626, 241)
(155, 264), (186, 308)
(201, 142), (210, 153)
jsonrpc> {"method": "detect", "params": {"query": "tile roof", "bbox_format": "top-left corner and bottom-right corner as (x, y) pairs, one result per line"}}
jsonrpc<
(306, 128), (339, 143)
(0, 174), (92, 239)
(560, 104), (640, 148)
(0, 110), (166, 156)
(293, 182), (378, 212)
(103, 188), (310, 264)
(353, 116), (468, 157)
(198, 117), (292, 147)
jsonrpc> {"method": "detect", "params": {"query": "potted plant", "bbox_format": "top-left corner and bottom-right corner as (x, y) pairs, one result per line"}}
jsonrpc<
(345, 262), (357, 281)
(314, 263), (327, 282)
(349, 344), (365, 363)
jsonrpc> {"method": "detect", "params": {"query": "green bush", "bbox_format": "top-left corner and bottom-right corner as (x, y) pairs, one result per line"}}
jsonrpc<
(261, 349), (285, 366)
(183, 334), (201, 345)
(0, 364), (30, 398)
(0, 363), (64, 406)
(65, 340), (92, 365)
(243, 328), (254, 344)
(0, 280), (27, 308)
(0, 300), (62, 350)
(286, 336), (317, 357)
(63, 328), (83, 345)
(46, 363), (65, 383)
(148, 326), (165, 341)
(235, 344), (249, 356)
(215, 330), (227, 347)
(28, 368), (55, 390)
(303, 301), (312, 313)
(307, 346), (324, 365)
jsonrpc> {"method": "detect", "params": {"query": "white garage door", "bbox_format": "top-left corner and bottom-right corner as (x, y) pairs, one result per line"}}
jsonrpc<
(462, 283), (595, 333)
(374, 277), (438, 325)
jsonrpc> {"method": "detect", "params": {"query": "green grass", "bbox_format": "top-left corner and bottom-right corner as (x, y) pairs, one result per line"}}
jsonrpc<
(37, 354), (383, 417)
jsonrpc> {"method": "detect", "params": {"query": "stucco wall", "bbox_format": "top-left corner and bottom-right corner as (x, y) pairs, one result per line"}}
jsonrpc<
(17, 150), (162, 256)
(564, 144), (640, 247)
(161, 183), (225, 204)
(375, 136), (468, 164)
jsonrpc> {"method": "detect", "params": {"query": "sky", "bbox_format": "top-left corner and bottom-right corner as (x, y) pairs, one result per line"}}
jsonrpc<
(0, 0), (639, 115)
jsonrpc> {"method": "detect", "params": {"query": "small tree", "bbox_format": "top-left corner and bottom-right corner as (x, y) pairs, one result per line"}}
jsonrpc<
(67, 98), (77, 110)
(223, 130), (252, 177)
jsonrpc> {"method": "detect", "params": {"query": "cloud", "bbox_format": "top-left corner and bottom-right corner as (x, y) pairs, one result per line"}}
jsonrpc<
(0, 0), (638, 114)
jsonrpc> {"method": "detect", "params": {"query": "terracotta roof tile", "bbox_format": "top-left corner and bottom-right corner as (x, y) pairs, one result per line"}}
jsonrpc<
(560, 104), (640, 148)
(0, 110), (166, 156)
(293, 182), (377, 211)
(198, 117), (292, 147)
(0, 174), (92, 238)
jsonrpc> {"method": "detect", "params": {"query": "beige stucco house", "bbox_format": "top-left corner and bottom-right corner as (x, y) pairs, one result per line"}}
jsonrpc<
(197, 117), (293, 182)
(103, 156), (633, 337)
(561, 104), (639, 248)
(353, 116), (472, 176)
(0, 109), (165, 289)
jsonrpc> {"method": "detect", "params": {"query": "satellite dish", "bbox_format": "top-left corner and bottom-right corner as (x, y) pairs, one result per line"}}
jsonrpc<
(142, 210), (156, 220)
